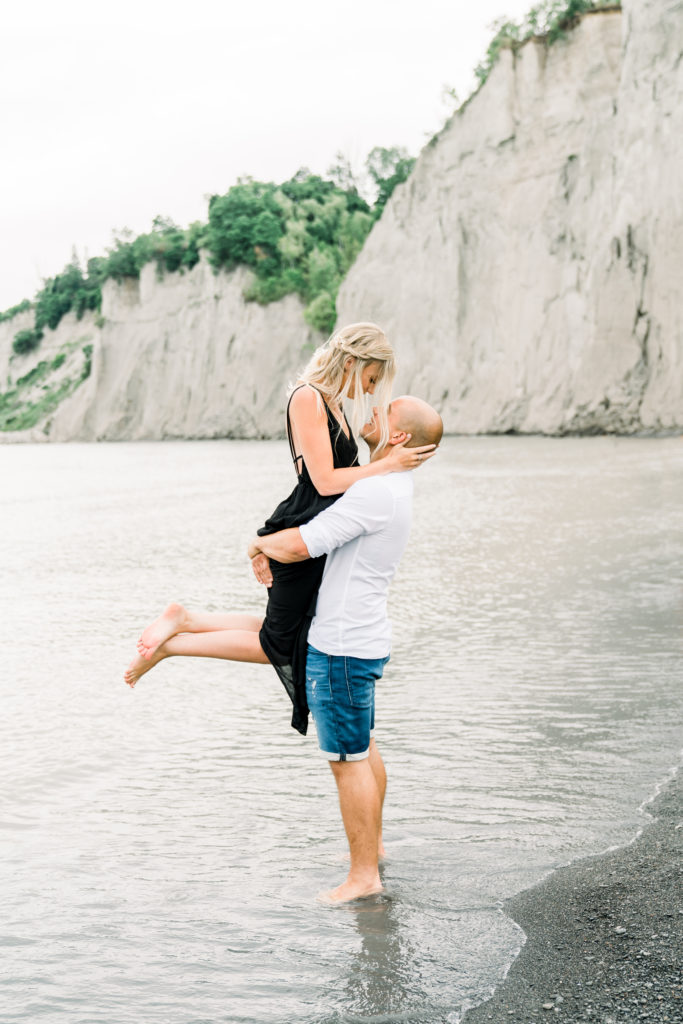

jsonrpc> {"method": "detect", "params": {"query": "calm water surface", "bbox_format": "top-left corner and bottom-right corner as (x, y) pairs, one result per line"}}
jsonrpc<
(1, 436), (682, 1023)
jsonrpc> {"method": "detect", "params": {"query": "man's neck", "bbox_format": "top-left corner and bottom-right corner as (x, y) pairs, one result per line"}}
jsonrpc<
(369, 444), (395, 464)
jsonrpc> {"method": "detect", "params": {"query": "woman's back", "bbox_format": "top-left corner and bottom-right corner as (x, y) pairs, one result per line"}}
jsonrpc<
(258, 385), (359, 536)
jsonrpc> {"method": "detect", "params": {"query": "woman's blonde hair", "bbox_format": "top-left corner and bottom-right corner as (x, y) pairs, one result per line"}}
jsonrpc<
(295, 322), (396, 448)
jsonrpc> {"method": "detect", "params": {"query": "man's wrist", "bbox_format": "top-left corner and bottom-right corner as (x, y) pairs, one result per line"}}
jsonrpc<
(248, 538), (262, 559)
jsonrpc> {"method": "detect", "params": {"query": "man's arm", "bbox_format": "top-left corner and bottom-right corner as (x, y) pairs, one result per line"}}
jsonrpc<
(248, 528), (310, 564)
(248, 478), (393, 566)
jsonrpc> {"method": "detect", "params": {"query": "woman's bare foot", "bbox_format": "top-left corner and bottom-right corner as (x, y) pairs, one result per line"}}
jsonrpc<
(137, 602), (188, 660)
(317, 877), (384, 905)
(124, 644), (167, 688)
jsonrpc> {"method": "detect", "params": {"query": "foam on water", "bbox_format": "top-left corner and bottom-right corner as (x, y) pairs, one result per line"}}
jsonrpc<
(1, 436), (682, 1023)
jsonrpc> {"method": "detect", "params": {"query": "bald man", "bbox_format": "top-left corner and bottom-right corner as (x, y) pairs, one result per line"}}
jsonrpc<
(249, 396), (443, 904)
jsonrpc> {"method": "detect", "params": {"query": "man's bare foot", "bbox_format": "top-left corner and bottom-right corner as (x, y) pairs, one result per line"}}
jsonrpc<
(316, 876), (384, 905)
(124, 645), (166, 688)
(137, 603), (187, 660)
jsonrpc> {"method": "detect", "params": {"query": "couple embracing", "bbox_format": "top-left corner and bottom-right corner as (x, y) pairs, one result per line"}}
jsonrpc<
(125, 322), (443, 903)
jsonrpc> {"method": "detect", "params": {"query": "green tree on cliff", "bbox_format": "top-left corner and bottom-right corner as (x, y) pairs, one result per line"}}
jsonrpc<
(205, 172), (376, 333)
(4, 149), (416, 343)
(365, 147), (416, 217)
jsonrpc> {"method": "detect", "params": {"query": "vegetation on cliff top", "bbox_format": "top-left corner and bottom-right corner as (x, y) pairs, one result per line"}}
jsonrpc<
(6, 218), (204, 357)
(0, 299), (31, 324)
(475, 0), (620, 86)
(2, 0), (619, 348)
(3, 147), (414, 347)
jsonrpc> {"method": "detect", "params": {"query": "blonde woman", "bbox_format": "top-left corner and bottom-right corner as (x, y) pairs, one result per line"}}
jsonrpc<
(125, 323), (435, 729)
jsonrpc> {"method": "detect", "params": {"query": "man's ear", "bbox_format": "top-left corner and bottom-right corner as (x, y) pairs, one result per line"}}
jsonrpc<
(388, 430), (409, 446)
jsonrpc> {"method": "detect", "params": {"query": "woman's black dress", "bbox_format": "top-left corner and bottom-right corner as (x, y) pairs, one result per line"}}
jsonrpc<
(257, 386), (359, 735)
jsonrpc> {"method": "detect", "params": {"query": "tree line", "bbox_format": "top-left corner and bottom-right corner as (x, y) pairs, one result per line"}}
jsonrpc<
(6, 147), (415, 353)
(474, 0), (619, 86)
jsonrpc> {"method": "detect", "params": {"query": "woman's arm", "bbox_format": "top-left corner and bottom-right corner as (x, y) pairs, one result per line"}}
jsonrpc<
(289, 386), (433, 496)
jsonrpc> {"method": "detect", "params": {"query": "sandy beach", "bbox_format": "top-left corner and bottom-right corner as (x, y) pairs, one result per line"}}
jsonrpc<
(462, 768), (683, 1023)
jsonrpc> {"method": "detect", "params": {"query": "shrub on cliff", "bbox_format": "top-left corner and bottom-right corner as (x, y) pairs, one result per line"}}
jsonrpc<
(12, 327), (44, 355)
(0, 299), (31, 324)
(1, 220), (204, 349)
(365, 147), (416, 218)
(151, 218), (203, 274)
(206, 172), (375, 333)
(104, 219), (203, 282)
(34, 259), (100, 331)
(475, 0), (619, 85)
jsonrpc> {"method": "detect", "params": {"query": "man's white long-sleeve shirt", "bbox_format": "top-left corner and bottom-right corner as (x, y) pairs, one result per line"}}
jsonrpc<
(299, 472), (414, 658)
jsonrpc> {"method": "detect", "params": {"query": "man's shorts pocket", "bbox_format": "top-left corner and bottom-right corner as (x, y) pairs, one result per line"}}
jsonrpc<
(306, 648), (332, 707)
(343, 656), (388, 708)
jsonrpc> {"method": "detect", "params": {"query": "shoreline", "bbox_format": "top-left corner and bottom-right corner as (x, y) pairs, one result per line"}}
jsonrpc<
(1, 430), (682, 445)
(462, 766), (683, 1023)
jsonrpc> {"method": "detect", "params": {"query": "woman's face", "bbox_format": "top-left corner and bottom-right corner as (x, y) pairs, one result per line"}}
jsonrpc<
(346, 360), (382, 399)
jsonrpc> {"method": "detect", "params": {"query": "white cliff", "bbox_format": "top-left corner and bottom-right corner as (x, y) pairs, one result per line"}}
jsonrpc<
(2, 0), (681, 441)
(337, 0), (683, 433)
(0, 258), (321, 441)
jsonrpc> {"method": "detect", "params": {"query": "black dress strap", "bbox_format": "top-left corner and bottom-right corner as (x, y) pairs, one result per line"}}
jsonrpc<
(286, 384), (348, 476)
(285, 386), (306, 476)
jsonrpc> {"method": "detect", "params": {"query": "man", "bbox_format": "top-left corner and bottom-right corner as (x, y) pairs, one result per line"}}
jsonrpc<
(248, 396), (443, 904)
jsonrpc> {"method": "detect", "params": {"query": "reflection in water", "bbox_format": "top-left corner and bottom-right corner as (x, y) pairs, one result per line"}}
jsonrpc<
(0, 436), (681, 1024)
(339, 895), (426, 1022)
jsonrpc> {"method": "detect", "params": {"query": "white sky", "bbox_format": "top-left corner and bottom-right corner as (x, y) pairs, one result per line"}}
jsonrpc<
(1, 0), (531, 311)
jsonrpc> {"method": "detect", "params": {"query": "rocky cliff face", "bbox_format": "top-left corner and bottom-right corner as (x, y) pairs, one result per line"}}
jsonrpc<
(2, 0), (681, 441)
(337, 0), (683, 433)
(0, 259), (321, 441)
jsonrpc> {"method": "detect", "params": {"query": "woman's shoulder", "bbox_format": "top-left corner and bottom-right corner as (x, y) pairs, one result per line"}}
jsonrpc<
(288, 383), (327, 418)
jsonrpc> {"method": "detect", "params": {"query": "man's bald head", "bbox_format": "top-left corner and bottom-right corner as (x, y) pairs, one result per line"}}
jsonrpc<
(390, 396), (443, 449)
(361, 395), (443, 458)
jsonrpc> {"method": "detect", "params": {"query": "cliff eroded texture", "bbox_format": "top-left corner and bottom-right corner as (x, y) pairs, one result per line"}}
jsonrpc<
(337, 0), (683, 434)
(2, 0), (681, 440)
(0, 260), (321, 441)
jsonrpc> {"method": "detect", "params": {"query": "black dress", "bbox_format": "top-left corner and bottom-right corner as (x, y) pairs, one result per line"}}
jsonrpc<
(257, 386), (359, 734)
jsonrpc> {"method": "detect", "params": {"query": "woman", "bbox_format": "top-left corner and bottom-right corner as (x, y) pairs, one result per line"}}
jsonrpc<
(124, 323), (434, 729)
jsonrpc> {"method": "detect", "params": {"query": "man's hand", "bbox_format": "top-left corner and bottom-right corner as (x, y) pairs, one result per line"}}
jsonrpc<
(251, 552), (273, 588)
(248, 527), (310, 564)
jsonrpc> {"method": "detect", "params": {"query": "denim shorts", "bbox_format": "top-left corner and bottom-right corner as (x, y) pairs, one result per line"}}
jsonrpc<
(305, 644), (389, 761)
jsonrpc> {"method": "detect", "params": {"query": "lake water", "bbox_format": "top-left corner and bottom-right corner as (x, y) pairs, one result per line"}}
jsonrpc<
(2, 436), (682, 1024)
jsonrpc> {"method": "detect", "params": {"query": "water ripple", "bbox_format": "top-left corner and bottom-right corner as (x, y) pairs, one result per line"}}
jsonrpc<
(1, 436), (682, 1023)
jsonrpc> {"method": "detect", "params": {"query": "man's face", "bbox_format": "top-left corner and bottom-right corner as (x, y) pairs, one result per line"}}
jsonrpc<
(360, 401), (400, 453)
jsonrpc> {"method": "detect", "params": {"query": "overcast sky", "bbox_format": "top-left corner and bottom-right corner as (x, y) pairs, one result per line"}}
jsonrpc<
(1, 0), (532, 311)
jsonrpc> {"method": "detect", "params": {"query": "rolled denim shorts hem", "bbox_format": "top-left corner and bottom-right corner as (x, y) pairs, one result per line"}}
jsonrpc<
(319, 746), (370, 763)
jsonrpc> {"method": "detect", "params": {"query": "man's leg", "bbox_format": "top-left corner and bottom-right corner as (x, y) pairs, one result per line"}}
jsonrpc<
(368, 739), (387, 858)
(321, 759), (382, 904)
(306, 648), (388, 903)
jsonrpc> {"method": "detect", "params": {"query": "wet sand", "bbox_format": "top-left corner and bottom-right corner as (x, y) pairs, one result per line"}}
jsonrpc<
(463, 768), (683, 1024)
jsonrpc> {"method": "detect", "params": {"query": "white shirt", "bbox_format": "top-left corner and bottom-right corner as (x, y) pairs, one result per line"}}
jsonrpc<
(299, 472), (414, 658)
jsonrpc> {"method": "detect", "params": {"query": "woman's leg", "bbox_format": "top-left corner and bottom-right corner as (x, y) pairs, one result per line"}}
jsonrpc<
(125, 625), (270, 688)
(137, 602), (263, 660)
